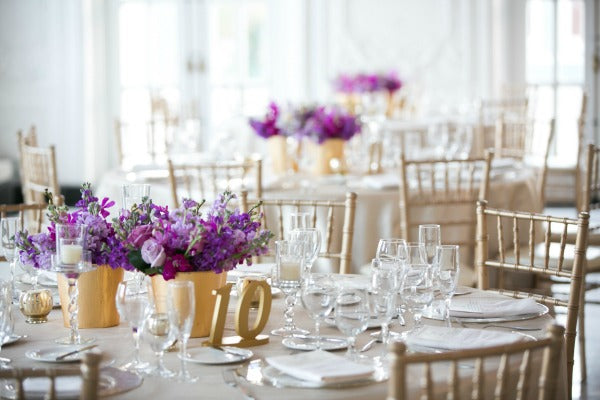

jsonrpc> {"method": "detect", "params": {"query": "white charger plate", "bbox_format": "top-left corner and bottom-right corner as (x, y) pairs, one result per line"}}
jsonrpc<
(26, 346), (97, 363)
(281, 335), (347, 351)
(183, 346), (253, 365)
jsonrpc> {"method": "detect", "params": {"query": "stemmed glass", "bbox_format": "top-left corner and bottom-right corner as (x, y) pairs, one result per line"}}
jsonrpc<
(435, 245), (460, 327)
(376, 238), (407, 261)
(51, 225), (96, 345)
(1, 217), (19, 302)
(401, 263), (434, 331)
(115, 280), (151, 372)
(418, 224), (441, 265)
(141, 309), (176, 378)
(403, 242), (427, 264)
(370, 258), (399, 355)
(334, 286), (370, 361)
(271, 240), (308, 336)
(167, 281), (197, 383)
(299, 273), (336, 350)
(122, 184), (151, 210)
(0, 281), (12, 366)
(290, 212), (311, 231)
(288, 228), (321, 273)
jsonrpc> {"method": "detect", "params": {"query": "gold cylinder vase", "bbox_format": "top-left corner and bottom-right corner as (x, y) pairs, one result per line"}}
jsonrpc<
(57, 265), (124, 328)
(151, 271), (228, 338)
(309, 138), (347, 175)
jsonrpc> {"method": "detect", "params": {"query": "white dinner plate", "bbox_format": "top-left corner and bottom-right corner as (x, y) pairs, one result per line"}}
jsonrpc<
(16, 273), (58, 288)
(183, 346), (253, 365)
(324, 316), (384, 330)
(3, 334), (23, 346)
(281, 335), (347, 351)
(25, 346), (97, 363)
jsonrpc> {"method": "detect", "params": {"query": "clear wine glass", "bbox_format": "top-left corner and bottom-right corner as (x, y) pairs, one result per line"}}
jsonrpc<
(403, 242), (427, 264)
(290, 212), (311, 231)
(418, 224), (441, 265)
(435, 245), (460, 327)
(167, 281), (197, 383)
(52, 226), (96, 345)
(401, 263), (434, 331)
(1, 217), (19, 302)
(376, 238), (407, 261)
(115, 280), (151, 372)
(271, 240), (309, 336)
(299, 273), (336, 350)
(141, 311), (176, 378)
(288, 228), (321, 273)
(334, 286), (370, 361)
(370, 258), (399, 354)
(122, 184), (151, 210)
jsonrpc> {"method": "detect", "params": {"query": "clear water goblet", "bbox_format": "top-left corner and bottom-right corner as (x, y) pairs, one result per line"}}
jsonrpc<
(288, 228), (321, 273)
(115, 280), (151, 372)
(376, 238), (407, 261)
(1, 217), (19, 302)
(435, 245), (460, 327)
(299, 273), (336, 350)
(370, 258), (399, 352)
(271, 240), (309, 336)
(403, 242), (427, 264)
(401, 263), (434, 331)
(141, 311), (176, 378)
(290, 212), (311, 231)
(167, 281), (197, 383)
(418, 224), (441, 265)
(122, 184), (151, 210)
(334, 286), (370, 361)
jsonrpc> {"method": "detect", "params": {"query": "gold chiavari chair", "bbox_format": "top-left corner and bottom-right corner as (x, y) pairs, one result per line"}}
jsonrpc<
(168, 159), (263, 208)
(240, 190), (357, 274)
(398, 151), (493, 283)
(0, 352), (102, 400)
(17, 130), (62, 206)
(387, 324), (565, 400)
(475, 201), (588, 397)
(114, 119), (177, 169)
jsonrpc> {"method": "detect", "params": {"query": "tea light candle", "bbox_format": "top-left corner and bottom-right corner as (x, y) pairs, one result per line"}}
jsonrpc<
(61, 244), (83, 264)
(279, 261), (301, 281)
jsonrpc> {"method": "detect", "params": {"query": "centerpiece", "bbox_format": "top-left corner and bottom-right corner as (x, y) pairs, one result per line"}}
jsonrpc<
(16, 184), (130, 328)
(115, 191), (272, 337)
(333, 71), (403, 117)
(249, 102), (291, 174)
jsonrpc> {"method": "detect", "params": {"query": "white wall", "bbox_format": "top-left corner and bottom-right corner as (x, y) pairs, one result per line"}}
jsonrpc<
(0, 0), (85, 185)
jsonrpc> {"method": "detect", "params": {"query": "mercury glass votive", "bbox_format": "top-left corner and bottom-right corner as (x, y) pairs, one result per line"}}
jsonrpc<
(19, 289), (53, 324)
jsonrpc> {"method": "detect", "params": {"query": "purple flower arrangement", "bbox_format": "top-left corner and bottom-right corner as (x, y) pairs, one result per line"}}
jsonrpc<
(118, 191), (272, 281)
(249, 102), (283, 139)
(16, 184), (131, 270)
(333, 71), (402, 94)
(302, 106), (361, 144)
(250, 103), (360, 144)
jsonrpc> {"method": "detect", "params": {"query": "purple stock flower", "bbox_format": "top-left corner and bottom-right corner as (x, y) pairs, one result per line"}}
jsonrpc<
(303, 106), (361, 144)
(249, 102), (283, 139)
(333, 71), (403, 94)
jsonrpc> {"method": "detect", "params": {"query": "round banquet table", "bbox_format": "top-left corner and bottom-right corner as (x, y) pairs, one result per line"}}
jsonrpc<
(97, 162), (542, 275)
(0, 267), (566, 400)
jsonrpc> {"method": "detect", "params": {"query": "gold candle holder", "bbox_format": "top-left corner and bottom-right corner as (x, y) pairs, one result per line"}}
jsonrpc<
(19, 289), (53, 324)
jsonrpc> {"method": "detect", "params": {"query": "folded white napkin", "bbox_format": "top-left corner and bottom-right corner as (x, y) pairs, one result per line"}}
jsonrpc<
(360, 174), (399, 190)
(265, 350), (374, 384)
(406, 326), (525, 351)
(227, 263), (274, 279)
(450, 297), (540, 318)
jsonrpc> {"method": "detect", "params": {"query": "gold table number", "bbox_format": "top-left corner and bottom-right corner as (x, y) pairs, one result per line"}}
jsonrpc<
(203, 279), (272, 348)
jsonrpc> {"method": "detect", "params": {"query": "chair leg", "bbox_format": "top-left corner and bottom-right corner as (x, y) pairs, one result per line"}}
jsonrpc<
(578, 279), (587, 383)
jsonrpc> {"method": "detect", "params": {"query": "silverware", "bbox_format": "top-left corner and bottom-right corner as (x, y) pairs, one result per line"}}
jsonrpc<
(222, 368), (256, 400)
(55, 344), (97, 361)
(213, 346), (244, 357)
(481, 324), (541, 332)
(359, 338), (378, 353)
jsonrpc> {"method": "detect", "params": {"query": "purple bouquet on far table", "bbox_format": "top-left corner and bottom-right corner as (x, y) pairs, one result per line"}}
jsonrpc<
(16, 183), (131, 270)
(333, 71), (403, 94)
(118, 191), (272, 281)
(249, 101), (283, 139)
(302, 106), (362, 144)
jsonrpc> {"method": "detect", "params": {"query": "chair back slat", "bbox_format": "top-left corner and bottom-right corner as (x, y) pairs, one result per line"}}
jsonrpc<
(18, 131), (62, 206)
(388, 325), (564, 400)
(241, 191), (357, 274)
(168, 159), (262, 208)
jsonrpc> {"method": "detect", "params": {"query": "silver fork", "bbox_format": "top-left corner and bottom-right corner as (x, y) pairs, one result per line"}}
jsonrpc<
(481, 324), (541, 332)
(222, 368), (256, 400)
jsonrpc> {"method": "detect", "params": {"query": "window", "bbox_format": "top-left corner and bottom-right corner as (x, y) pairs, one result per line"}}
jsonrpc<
(526, 0), (585, 164)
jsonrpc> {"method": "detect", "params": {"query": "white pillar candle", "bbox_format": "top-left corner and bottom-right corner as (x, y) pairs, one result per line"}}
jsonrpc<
(279, 261), (301, 281)
(61, 244), (83, 264)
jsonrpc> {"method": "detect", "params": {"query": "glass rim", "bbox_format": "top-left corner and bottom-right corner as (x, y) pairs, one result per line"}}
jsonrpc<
(378, 238), (407, 243)
(436, 244), (459, 250)
(418, 224), (440, 229)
